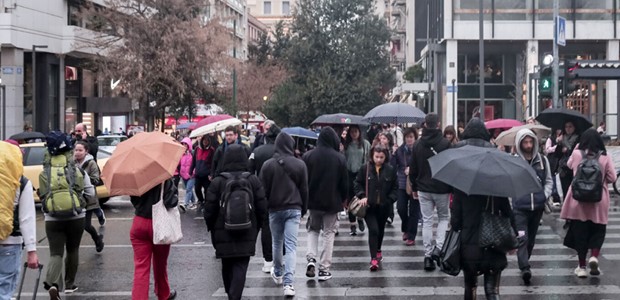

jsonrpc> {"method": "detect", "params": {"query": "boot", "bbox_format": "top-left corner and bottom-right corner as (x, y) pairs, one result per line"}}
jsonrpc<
(349, 225), (357, 236)
(424, 257), (436, 271)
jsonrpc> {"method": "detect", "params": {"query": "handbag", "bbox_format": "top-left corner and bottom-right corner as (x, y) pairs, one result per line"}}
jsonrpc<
(439, 229), (461, 276)
(478, 197), (518, 253)
(349, 165), (370, 218)
(152, 183), (183, 245)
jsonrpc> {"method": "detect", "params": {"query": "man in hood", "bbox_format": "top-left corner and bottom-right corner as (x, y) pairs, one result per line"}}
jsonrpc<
(454, 118), (494, 148)
(408, 113), (452, 271)
(259, 132), (308, 297)
(212, 126), (251, 177)
(302, 127), (348, 281)
(513, 128), (553, 285)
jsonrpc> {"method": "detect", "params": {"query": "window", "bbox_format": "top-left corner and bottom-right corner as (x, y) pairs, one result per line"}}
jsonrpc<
(282, 1), (290, 15)
(264, 1), (271, 15)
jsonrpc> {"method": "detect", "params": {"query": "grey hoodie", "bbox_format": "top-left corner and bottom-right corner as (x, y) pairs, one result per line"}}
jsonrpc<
(513, 129), (553, 211)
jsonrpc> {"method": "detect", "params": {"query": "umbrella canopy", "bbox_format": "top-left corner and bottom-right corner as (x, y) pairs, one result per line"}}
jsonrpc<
(362, 103), (426, 124)
(9, 131), (46, 141)
(176, 122), (195, 130)
(192, 114), (233, 130)
(494, 124), (552, 146)
(536, 107), (593, 133)
(311, 113), (368, 126)
(189, 117), (242, 138)
(101, 131), (185, 196)
(281, 127), (319, 140)
(485, 119), (523, 130)
(428, 145), (541, 199)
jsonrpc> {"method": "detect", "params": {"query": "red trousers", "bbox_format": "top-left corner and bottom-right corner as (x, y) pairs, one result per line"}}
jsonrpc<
(130, 216), (171, 300)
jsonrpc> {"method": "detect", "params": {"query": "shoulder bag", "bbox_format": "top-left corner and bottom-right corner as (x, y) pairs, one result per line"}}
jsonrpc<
(478, 197), (518, 253)
(152, 183), (183, 245)
(349, 164), (369, 218)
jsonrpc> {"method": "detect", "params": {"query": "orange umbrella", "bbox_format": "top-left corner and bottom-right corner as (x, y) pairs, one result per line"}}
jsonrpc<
(101, 131), (185, 196)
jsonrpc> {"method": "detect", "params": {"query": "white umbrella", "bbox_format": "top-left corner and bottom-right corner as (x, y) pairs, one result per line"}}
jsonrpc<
(494, 124), (552, 146)
(189, 118), (242, 138)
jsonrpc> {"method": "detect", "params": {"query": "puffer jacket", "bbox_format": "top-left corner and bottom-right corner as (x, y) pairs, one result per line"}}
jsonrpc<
(512, 129), (553, 211)
(179, 138), (193, 180)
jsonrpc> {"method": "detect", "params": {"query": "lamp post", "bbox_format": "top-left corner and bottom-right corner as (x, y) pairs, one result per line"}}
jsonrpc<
(478, 0), (485, 121)
(0, 79), (5, 140)
(32, 45), (48, 131)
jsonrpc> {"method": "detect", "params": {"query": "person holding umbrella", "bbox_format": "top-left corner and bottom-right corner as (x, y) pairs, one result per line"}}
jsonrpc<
(560, 129), (617, 278)
(556, 121), (580, 200)
(344, 125), (370, 236)
(191, 135), (216, 210)
(391, 127), (420, 246)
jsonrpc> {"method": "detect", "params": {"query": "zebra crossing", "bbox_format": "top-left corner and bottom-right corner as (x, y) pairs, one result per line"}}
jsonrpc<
(211, 207), (620, 299)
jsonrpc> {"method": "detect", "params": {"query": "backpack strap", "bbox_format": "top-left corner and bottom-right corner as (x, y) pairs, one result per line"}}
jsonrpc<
(11, 176), (28, 237)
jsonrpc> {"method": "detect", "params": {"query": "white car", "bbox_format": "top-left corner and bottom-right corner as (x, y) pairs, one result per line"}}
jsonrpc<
(97, 135), (127, 153)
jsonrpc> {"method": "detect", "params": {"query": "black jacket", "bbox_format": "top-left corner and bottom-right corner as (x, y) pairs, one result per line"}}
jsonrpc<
(354, 162), (398, 208)
(259, 132), (309, 215)
(249, 125), (281, 175)
(204, 144), (268, 258)
(454, 118), (494, 149)
(302, 127), (348, 213)
(211, 140), (251, 176)
(409, 128), (452, 194)
(130, 179), (178, 219)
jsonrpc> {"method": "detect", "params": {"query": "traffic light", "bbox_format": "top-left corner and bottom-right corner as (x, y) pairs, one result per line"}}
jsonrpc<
(538, 65), (553, 98)
(563, 60), (579, 96)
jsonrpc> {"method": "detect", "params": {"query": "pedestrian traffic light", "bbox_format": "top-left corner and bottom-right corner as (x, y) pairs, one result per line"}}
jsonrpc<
(538, 65), (553, 98)
(562, 60), (579, 96)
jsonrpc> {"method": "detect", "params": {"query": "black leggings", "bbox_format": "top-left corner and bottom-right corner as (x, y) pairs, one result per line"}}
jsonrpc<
(194, 176), (211, 204)
(84, 210), (100, 242)
(364, 204), (390, 259)
(560, 173), (573, 202)
(463, 269), (502, 300)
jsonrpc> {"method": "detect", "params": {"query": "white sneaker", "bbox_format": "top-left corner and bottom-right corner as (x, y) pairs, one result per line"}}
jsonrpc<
(270, 267), (283, 285)
(574, 266), (588, 278)
(589, 257), (601, 275)
(283, 285), (295, 297)
(262, 260), (273, 273)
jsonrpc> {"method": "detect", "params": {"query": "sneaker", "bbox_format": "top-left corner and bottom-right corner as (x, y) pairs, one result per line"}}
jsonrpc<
(335, 230), (339, 236)
(95, 234), (105, 253)
(521, 268), (532, 285)
(589, 257), (601, 275)
(306, 258), (316, 278)
(179, 204), (186, 213)
(283, 285), (295, 297)
(402, 233), (409, 241)
(386, 216), (393, 225)
(358, 219), (365, 232)
(376, 250), (383, 262)
(270, 267), (283, 285)
(167, 289), (177, 300)
(349, 225), (357, 236)
(98, 210), (106, 226)
(318, 270), (332, 281)
(262, 260), (273, 273)
(369, 259), (379, 271)
(574, 266), (588, 278)
(48, 286), (61, 300)
(65, 285), (79, 293)
(405, 239), (415, 246)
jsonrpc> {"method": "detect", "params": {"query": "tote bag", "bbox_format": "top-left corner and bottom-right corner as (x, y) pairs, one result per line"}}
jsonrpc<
(152, 183), (183, 245)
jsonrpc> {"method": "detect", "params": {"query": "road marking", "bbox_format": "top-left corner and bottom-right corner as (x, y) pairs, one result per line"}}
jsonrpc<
(16, 291), (132, 297)
(36, 243), (213, 249)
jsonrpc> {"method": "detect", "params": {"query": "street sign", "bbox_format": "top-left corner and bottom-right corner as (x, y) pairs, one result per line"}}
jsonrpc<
(2, 67), (13, 75)
(556, 16), (566, 46)
(447, 85), (458, 93)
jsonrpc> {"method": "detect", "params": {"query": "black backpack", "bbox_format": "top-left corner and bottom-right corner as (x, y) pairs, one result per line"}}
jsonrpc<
(571, 150), (603, 203)
(220, 172), (254, 231)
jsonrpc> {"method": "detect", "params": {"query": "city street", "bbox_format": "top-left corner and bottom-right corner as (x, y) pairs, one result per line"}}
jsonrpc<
(15, 191), (620, 299)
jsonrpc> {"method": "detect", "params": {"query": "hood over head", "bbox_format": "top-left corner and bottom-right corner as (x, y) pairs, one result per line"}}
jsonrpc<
(515, 129), (539, 160)
(317, 127), (340, 151)
(181, 137), (192, 151)
(265, 125), (281, 144)
(274, 132), (295, 157)
(462, 118), (491, 141)
(220, 144), (249, 172)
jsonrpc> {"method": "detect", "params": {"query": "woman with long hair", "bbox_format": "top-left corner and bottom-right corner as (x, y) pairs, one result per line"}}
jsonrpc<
(443, 125), (459, 145)
(390, 127), (420, 245)
(560, 128), (617, 278)
(344, 125), (371, 236)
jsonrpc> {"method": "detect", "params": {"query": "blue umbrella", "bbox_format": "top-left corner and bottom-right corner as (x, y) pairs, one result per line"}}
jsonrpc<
(281, 127), (319, 140)
(177, 122), (196, 130)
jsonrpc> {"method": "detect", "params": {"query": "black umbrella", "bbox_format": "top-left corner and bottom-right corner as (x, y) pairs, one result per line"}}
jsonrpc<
(9, 131), (46, 141)
(362, 103), (426, 124)
(311, 113), (368, 126)
(536, 107), (593, 133)
(428, 145), (541, 199)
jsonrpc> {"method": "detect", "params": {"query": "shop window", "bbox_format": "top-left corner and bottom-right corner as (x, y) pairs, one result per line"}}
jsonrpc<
(458, 54), (504, 84)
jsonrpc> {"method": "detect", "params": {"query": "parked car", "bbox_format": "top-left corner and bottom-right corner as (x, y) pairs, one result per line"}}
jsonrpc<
(97, 135), (128, 153)
(20, 143), (111, 204)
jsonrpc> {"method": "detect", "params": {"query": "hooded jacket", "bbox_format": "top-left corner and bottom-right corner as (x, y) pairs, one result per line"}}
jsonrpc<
(78, 154), (102, 186)
(512, 129), (553, 211)
(409, 128), (452, 194)
(259, 132), (309, 215)
(191, 135), (215, 178)
(302, 127), (348, 213)
(204, 144), (268, 258)
(249, 125), (281, 175)
(179, 138), (194, 180)
(454, 118), (494, 149)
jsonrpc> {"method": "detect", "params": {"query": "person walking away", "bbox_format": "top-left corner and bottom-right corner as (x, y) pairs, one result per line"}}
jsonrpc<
(344, 125), (370, 236)
(409, 113), (452, 271)
(74, 123), (99, 162)
(556, 121), (580, 201)
(512, 129), (553, 284)
(39, 132), (94, 298)
(0, 141), (39, 300)
(179, 138), (196, 209)
(560, 128), (617, 278)
(204, 145), (268, 300)
(130, 179), (178, 300)
(302, 127), (348, 281)
(212, 126), (251, 177)
(391, 128), (420, 246)
(191, 135), (215, 210)
(249, 125), (281, 273)
(354, 146), (398, 271)
(259, 132), (308, 297)
(74, 141), (105, 252)
(443, 125), (459, 145)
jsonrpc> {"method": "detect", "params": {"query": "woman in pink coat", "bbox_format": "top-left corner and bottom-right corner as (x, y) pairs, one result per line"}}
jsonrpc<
(560, 129), (617, 278)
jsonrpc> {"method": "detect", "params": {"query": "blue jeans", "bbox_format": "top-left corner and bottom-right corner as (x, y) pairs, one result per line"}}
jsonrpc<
(182, 178), (195, 206)
(269, 209), (301, 286)
(0, 244), (22, 300)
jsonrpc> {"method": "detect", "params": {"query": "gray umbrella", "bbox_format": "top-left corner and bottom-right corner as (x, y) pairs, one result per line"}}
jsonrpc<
(428, 145), (541, 199)
(311, 113), (368, 126)
(9, 131), (46, 141)
(362, 103), (426, 124)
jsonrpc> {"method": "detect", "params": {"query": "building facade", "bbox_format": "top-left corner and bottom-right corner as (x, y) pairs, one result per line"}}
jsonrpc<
(248, 13), (268, 45)
(247, 0), (293, 31)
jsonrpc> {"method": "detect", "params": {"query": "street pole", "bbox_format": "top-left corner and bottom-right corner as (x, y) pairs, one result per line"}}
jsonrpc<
(552, 0), (560, 108)
(32, 45), (48, 131)
(1, 84), (5, 140)
(452, 79), (456, 126)
(478, 0), (485, 120)
(232, 19), (238, 118)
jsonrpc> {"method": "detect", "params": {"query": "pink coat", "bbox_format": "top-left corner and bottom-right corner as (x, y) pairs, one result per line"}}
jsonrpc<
(560, 149), (617, 225)
(179, 138), (194, 180)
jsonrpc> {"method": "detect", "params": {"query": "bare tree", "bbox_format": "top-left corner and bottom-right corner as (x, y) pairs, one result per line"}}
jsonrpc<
(235, 62), (288, 126)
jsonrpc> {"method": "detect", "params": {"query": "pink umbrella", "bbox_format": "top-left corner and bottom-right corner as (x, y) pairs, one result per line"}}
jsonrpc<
(485, 119), (523, 130)
(192, 114), (234, 131)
